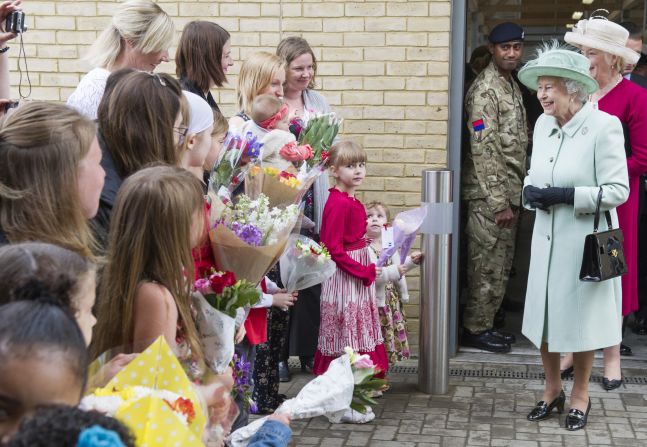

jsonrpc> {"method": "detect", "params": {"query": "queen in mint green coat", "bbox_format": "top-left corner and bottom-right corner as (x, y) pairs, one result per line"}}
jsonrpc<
(521, 101), (629, 352)
(518, 44), (630, 429)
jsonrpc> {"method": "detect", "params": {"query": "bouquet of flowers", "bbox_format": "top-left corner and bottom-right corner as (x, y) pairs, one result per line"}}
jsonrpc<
(192, 271), (260, 374)
(244, 165), (316, 209)
(209, 194), (301, 285)
(344, 347), (388, 414)
(377, 206), (427, 267)
(279, 235), (336, 292)
(210, 130), (264, 200)
(231, 354), (256, 414)
(298, 112), (342, 166)
(229, 354), (355, 446)
(80, 337), (207, 447)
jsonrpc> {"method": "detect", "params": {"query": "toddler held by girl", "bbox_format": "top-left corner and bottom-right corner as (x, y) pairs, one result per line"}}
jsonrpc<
(365, 202), (423, 368)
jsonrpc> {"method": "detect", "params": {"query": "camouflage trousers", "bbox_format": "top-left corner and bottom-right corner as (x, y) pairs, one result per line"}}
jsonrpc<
(463, 199), (517, 333)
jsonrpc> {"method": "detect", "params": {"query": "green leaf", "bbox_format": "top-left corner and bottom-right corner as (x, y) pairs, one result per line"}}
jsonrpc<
(350, 400), (367, 414)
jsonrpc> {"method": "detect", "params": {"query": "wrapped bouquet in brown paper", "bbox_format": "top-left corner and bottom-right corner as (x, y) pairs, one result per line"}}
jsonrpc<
(208, 193), (301, 285)
(244, 165), (320, 209)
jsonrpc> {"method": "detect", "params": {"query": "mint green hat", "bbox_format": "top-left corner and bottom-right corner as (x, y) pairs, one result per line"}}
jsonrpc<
(517, 48), (599, 94)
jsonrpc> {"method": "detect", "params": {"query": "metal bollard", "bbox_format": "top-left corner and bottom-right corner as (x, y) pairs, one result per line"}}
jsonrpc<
(418, 169), (453, 394)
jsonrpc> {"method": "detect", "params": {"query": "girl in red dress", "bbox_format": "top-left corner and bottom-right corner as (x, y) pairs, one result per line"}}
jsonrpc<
(313, 141), (388, 387)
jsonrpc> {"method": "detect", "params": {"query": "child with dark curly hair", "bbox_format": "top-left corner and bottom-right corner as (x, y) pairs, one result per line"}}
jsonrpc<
(0, 284), (89, 443)
(7, 405), (135, 447)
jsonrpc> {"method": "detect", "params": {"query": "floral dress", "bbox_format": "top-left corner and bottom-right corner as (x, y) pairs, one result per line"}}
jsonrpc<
(369, 246), (410, 366)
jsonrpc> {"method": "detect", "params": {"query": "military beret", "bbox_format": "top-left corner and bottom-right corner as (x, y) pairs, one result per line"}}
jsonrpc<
(488, 22), (525, 44)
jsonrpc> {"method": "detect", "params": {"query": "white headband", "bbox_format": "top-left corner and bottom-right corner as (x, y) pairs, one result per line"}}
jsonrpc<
(182, 91), (214, 135)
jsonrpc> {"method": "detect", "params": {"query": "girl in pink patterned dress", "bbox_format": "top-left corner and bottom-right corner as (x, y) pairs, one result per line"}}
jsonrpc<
(365, 202), (423, 368)
(313, 141), (388, 381)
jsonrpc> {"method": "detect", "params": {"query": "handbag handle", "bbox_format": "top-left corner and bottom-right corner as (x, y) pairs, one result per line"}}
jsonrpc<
(593, 188), (613, 233)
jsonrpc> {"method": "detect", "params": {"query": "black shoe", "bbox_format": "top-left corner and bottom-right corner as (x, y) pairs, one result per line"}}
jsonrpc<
(300, 356), (314, 373)
(560, 366), (574, 379)
(278, 361), (291, 382)
(602, 377), (623, 391)
(564, 400), (591, 431)
(489, 329), (516, 344)
(461, 329), (511, 353)
(493, 308), (506, 329)
(632, 317), (647, 335)
(527, 390), (565, 421)
(620, 343), (633, 356)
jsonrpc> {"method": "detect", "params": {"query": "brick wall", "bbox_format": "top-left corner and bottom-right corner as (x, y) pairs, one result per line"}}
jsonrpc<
(12, 0), (452, 356)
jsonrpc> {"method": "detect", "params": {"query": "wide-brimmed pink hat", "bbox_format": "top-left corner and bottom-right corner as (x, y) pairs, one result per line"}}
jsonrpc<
(564, 11), (640, 65)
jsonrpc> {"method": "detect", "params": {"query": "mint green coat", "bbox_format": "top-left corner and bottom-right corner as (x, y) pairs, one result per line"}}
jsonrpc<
(521, 102), (629, 352)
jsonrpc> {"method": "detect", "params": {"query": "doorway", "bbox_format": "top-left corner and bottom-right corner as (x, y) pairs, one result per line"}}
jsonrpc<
(448, 0), (647, 365)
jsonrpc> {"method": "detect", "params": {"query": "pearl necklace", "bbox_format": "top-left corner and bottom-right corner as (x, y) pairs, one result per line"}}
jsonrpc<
(589, 74), (622, 105)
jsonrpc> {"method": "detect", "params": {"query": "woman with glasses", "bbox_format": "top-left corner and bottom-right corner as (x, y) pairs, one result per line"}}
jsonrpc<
(93, 70), (185, 248)
(67, 0), (174, 120)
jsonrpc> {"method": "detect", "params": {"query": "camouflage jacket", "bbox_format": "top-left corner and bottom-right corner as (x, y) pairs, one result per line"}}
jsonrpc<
(462, 60), (528, 213)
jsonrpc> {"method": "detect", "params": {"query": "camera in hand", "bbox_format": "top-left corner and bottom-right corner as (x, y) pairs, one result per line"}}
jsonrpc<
(5, 11), (26, 34)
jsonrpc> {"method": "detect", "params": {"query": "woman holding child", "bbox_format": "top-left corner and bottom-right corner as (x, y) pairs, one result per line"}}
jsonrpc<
(276, 36), (333, 379)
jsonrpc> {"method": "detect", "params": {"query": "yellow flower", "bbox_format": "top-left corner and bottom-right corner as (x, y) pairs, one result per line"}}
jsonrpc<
(263, 166), (280, 176)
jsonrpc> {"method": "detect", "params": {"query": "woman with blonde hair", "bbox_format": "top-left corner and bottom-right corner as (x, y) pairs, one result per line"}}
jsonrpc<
(229, 51), (285, 129)
(0, 102), (105, 259)
(67, 0), (175, 120)
(560, 13), (647, 390)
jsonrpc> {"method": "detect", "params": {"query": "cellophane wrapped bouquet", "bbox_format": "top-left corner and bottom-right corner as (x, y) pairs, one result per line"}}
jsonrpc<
(80, 337), (207, 447)
(192, 271), (260, 374)
(376, 206), (427, 267)
(208, 193), (301, 286)
(279, 235), (336, 292)
(229, 347), (388, 445)
(209, 130), (263, 202)
(228, 354), (354, 446)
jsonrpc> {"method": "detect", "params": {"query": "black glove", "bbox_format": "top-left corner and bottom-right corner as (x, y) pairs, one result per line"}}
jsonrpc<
(523, 185), (574, 210)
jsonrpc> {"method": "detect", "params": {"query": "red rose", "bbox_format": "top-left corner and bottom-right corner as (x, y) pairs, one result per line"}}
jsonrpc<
(209, 271), (237, 294)
(279, 171), (296, 180)
(321, 151), (329, 161)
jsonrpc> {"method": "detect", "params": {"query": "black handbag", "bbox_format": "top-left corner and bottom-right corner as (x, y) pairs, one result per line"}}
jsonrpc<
(579, 188), (628, 282)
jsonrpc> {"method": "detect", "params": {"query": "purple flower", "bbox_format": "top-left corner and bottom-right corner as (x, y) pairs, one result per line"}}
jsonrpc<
(243, 132), (263, 159)
(289, 118), (304, 139)
(250, 402), (259, 414)
(231, 222), (263, 246)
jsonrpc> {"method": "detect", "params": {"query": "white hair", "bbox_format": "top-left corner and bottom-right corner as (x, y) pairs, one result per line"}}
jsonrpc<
(85, 0), (174, 69)
(562, 78), (589, 103)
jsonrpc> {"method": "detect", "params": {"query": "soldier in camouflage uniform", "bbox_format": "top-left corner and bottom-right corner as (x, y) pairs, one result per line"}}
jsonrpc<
(461, 22), (528, 353)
